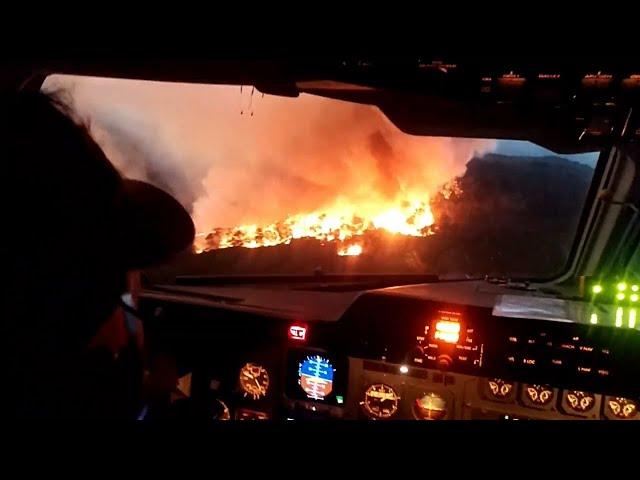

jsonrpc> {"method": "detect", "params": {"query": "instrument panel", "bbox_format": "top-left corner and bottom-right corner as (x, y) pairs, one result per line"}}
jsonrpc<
(345, 359), (639, 420)
(340, 292), (640, 398)
(139, 283), (640, 420)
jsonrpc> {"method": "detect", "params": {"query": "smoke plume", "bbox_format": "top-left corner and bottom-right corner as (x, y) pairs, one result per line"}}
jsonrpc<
(43, 75), (495, 233)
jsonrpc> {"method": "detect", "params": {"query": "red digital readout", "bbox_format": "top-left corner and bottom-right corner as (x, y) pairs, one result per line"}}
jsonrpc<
(288, 323), (308, 341)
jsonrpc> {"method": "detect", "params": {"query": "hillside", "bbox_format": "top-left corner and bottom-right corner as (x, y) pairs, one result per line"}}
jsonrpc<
(147, 153), (595, 283)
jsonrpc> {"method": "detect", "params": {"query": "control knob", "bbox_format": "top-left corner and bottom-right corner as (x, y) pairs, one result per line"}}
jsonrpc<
(437, 354), (453, 370)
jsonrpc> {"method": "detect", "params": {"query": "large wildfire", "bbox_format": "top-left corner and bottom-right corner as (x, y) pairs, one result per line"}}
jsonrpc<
(45, 76), (493, 260)
(194, 198), (435, 256)
(193, 188), (464, 256)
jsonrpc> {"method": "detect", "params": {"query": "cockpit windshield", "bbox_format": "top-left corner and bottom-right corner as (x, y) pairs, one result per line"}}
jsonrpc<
(45, 75), (601, 280)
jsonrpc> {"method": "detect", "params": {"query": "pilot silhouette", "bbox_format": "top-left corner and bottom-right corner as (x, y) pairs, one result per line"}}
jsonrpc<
(1, 77), (195, 418)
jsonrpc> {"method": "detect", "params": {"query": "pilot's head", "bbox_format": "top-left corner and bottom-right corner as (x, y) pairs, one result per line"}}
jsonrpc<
(1, 86), (195, 418)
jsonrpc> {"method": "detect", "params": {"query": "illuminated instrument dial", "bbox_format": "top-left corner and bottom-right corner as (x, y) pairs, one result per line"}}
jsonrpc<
(525, 384), (554, 406)
(298, 355), (335, 400)
(413, 392), (447, 420)
(607, 397), (638, 419)
(361, 384), (400, 419)
(487, 379), (514, 400)
(239, 363), (270, 400)
(565, 391), (595, 413)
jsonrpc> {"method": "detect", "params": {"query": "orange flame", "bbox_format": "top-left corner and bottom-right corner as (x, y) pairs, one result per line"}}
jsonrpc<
(194, 196), (437, 256)
(338, 243), (363, 256)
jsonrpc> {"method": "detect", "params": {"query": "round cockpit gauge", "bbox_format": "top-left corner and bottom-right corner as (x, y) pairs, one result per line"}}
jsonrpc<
(360, 384), (400, 419)
(565, 391), (595, 413)
(413, 392), (447, 420)
(524, 384), (554, 406)
(239, 363), (270, 400)
(487, 379), (514, 400)
(607, 397), (638, 419)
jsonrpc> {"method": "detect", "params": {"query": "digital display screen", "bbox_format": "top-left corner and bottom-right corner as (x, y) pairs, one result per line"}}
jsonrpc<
(285, 348), (346, 406)
(299, 355), (334, 400)
(432, 310), (463, 344)
(434, 319), (461, 343)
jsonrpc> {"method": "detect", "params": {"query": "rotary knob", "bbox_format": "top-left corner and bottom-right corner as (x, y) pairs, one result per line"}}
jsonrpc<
(437, 354), (453, 370)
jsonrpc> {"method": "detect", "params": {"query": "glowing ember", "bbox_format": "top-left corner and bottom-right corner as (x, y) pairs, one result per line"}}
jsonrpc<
(194, 197), (437, 256)
(338, 244), (363, 256)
